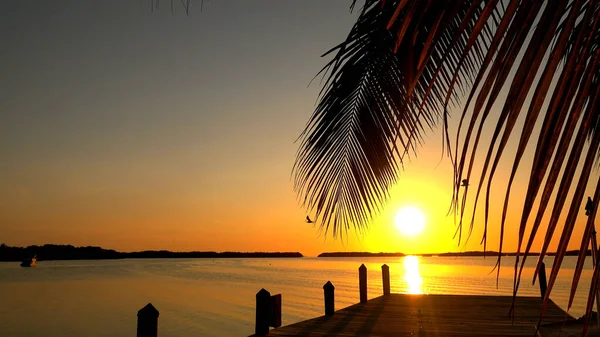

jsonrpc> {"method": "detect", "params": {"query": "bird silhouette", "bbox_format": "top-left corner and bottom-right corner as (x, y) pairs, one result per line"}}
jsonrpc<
(306, 216), (314, 223)
(461, 179), (469, 187)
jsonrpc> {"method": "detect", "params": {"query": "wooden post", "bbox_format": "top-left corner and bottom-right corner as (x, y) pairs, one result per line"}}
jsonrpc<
(137, 303), (159, 337)
(382, 264), (390, 296)
(591, 229), (600, 326)
(270, 294), (282, 328)
(359, 264), (367, 303)
(585, 196), (600, 325)
(538, 262), (547, 299)
(255, 288), (272, 336)
(323, 281), (335, 316)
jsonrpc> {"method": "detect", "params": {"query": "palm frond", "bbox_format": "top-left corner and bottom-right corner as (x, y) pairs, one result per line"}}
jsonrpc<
(293, 0), (492, 238)
(406, 0), (600, 325)
(449, 1), (600, 319)
(294, 0), (412, 238)
(302, 0), (600, 332)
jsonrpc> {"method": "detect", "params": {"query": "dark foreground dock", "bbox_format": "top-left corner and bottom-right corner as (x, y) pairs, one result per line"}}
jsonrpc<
(257, 293), (570, 336)
(247, 263), (575, 337)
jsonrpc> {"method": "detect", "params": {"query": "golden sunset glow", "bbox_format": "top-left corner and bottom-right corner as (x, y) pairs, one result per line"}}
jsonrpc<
(404, 256), (423, 294)
(394, 206), (426, 237)
(3, 1), (592, 259)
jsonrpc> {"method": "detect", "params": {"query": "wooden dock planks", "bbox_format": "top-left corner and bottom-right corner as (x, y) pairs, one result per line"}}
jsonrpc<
(256, 294), (572, 337)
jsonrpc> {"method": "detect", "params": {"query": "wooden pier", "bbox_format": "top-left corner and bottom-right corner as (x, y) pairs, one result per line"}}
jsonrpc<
(250, 263), (575, 337)
(255, 293), (570, 336)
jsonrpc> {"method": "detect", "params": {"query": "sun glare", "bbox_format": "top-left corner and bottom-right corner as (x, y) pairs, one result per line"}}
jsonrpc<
(394, 206), (425, 236)
(404, 256), (423, 294)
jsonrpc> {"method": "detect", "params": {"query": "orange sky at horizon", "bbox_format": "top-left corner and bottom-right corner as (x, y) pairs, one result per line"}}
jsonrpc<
(4, 128), (597, 258)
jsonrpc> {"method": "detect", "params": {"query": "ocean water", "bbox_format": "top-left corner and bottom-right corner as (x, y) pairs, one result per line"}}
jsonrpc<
(0, 256), (595, 336)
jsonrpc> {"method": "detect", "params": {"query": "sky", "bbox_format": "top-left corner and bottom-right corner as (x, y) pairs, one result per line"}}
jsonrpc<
(1, 0), (597, 257)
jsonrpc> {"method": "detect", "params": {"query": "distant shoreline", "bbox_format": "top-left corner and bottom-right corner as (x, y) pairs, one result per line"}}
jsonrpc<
(2, 244), (589, 262)
(318, 250), (591, 257)
(0, 244), (303, 262)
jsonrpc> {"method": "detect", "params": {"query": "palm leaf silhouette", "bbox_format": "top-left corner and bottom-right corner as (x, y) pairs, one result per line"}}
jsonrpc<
(291, 0), (600, 334)
(293, 0), (492, 238)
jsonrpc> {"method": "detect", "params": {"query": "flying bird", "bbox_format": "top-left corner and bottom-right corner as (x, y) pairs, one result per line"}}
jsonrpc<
(306, 216), (314, 223)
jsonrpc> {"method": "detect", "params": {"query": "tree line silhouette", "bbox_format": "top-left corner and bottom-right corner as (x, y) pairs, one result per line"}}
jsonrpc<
(0, 243), (303, 262)
(317, 251), (591, 258)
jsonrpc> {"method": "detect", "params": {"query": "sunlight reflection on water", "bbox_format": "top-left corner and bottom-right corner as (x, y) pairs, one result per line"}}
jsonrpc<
(404, 256), (423, 294)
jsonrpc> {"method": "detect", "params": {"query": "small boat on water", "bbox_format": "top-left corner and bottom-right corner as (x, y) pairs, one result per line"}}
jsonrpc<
(20, 255), (36, 267)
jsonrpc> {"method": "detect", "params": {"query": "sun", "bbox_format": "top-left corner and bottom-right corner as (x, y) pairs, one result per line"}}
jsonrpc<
(395, 206), (426, 236)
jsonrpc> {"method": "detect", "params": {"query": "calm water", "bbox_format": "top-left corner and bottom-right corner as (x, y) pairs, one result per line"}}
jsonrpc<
(0, 256), (594, 336)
